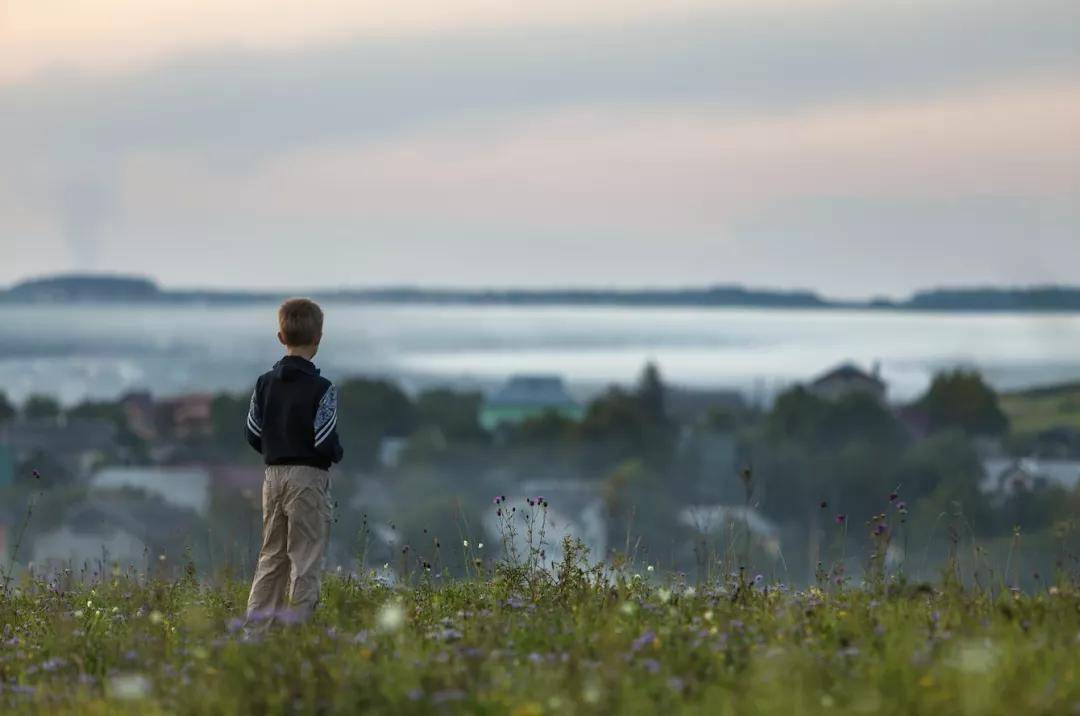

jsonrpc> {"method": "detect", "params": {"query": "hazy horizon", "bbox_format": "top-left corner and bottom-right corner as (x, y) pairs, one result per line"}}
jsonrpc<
(6, 0), (1080, 299)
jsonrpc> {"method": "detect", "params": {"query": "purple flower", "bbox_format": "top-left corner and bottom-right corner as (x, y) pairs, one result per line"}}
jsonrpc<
(275, 607), (304, 626)
(835, 514), (846, 525)
(32, 469), (41, 480)
(873, 523), (887, 536)
(431, 689), (465, 704)
(631, 630), (656, 652)
(226, 617), (245, 633)
(895, 501), (908, 513)
(640, 658), (661, 674)
(888, 492), (899, 502)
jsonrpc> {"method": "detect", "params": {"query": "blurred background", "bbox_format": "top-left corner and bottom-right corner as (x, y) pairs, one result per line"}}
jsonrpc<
(2, 0), (1079, 586)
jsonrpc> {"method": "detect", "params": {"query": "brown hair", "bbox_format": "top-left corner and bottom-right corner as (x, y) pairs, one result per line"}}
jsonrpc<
(278, 298), (324, 346)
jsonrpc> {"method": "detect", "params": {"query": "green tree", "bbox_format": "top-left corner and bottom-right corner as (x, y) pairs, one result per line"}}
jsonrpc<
(23, 394), (61, 421)
(0, 391), (15, 424)
(917, 369), (1009, 436)
(337, 378), (417, 468)
(415, 389), (487, 443)
(636, 362), (666, 424)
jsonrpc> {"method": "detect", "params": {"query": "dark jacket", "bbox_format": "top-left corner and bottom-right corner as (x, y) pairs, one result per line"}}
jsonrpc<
(245, 356), (343, 469)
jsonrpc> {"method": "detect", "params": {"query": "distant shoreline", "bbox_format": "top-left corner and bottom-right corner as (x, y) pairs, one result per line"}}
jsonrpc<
(4, 274), (1080, 312)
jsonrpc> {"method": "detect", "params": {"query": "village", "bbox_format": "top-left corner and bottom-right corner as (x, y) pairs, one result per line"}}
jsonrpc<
(1, 362), (1078, 585)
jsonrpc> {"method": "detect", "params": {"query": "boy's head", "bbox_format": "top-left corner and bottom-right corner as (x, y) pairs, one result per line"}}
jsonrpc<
(278, 298), (324, 356)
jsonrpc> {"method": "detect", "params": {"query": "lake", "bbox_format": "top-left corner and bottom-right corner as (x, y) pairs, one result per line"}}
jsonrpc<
(2, 303), (1079, 404)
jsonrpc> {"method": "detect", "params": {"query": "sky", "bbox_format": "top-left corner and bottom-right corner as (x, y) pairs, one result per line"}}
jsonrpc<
(2, 0), (1079, 299)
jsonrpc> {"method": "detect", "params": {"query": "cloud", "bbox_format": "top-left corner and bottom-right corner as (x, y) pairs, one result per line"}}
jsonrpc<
(2, 0), (1078, 293)
(3, 0), (1077, 161)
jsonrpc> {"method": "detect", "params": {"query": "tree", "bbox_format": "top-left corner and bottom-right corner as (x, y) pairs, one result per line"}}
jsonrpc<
(0, 391), (14, 424)
(23, 394), (61, 421)
(415, 389), (486, 443)
(917, 369), (1009, 437)
(637, 362), (666, 424)
(336, 378), (417, 468)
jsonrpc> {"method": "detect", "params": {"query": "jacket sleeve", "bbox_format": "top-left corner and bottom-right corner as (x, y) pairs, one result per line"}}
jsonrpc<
(245, 380), (263, 454)
(313, 383), (343, 464)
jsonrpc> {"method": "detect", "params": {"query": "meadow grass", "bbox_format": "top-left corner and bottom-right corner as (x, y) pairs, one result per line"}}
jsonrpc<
(0, 548), (1078, 715)
(1001, 382), (1080, 434)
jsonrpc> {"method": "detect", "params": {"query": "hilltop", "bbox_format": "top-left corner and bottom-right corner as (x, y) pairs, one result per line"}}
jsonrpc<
(4, 273), (1080, 311)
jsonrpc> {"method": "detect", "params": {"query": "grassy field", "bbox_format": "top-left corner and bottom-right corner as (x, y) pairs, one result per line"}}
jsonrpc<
(1001, 382), (1080, 434)
(0, 551), (1078, 714)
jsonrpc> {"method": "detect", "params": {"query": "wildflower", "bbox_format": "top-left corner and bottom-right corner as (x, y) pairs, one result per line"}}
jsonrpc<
(109, 673), (151, 701)
(631, 630), (657, 652)
(376, 602), (405, 632)
(477, 542), (484, 549)
(873, 523), (887, 536)
(835, 514), (846, 525)
(462, 539), (469, 548)
(888, 491), (899, 502)
(646, 565), (655, 573)
(895, 501), (908, 513)
(753, 574), (764, 585)
(657, 587), (671, 604)
(819, 500), (828, 509)
(581, 682), (604, 705)
(32, 469), (41, 480)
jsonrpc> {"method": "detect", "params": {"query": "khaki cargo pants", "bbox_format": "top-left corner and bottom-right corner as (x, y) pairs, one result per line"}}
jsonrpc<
(246, 465), (332, 626)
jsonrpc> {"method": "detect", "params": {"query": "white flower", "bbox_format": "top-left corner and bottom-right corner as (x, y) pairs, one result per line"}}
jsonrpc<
(462, 540), (469, 548)
(110, 673), (151, 701)
(73, 610), (84, 619)
(477, 543), (484, 549)
(657, 587), (672, 604)
(148, 611), (164, 625)
(376, 602), (405, 632)
(646, 565), (655, 573)
(684, 586), (696, 598)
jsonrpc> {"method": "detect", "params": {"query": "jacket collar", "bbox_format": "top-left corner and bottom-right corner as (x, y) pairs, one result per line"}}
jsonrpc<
(276, 355), (320, 375)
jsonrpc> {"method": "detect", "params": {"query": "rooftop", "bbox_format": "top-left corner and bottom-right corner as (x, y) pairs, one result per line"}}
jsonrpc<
(487, 375), (577, 409)
(810, 362), (885, 388)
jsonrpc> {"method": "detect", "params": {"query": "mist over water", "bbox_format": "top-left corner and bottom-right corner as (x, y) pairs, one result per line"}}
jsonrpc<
(2, 302), (1078, 403)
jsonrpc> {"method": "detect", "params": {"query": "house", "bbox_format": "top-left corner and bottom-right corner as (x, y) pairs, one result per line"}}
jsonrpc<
(480, 375), (583, 430)
(809, 362), (887, 403)
(30, 494), (200, 570)
(91, 466), (211, 515)
(981, 458), (1080, 495)
(483, 479), (609, 565)
(677, 504), (779, 541)
(120, 391), (158, 440)
(120, 391), (215, 441)
(0, 418), (119, 478)
(163, 394), (214, 439)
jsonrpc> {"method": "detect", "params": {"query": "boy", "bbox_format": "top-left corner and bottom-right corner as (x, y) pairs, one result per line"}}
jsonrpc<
(244, 298), (343, 625)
